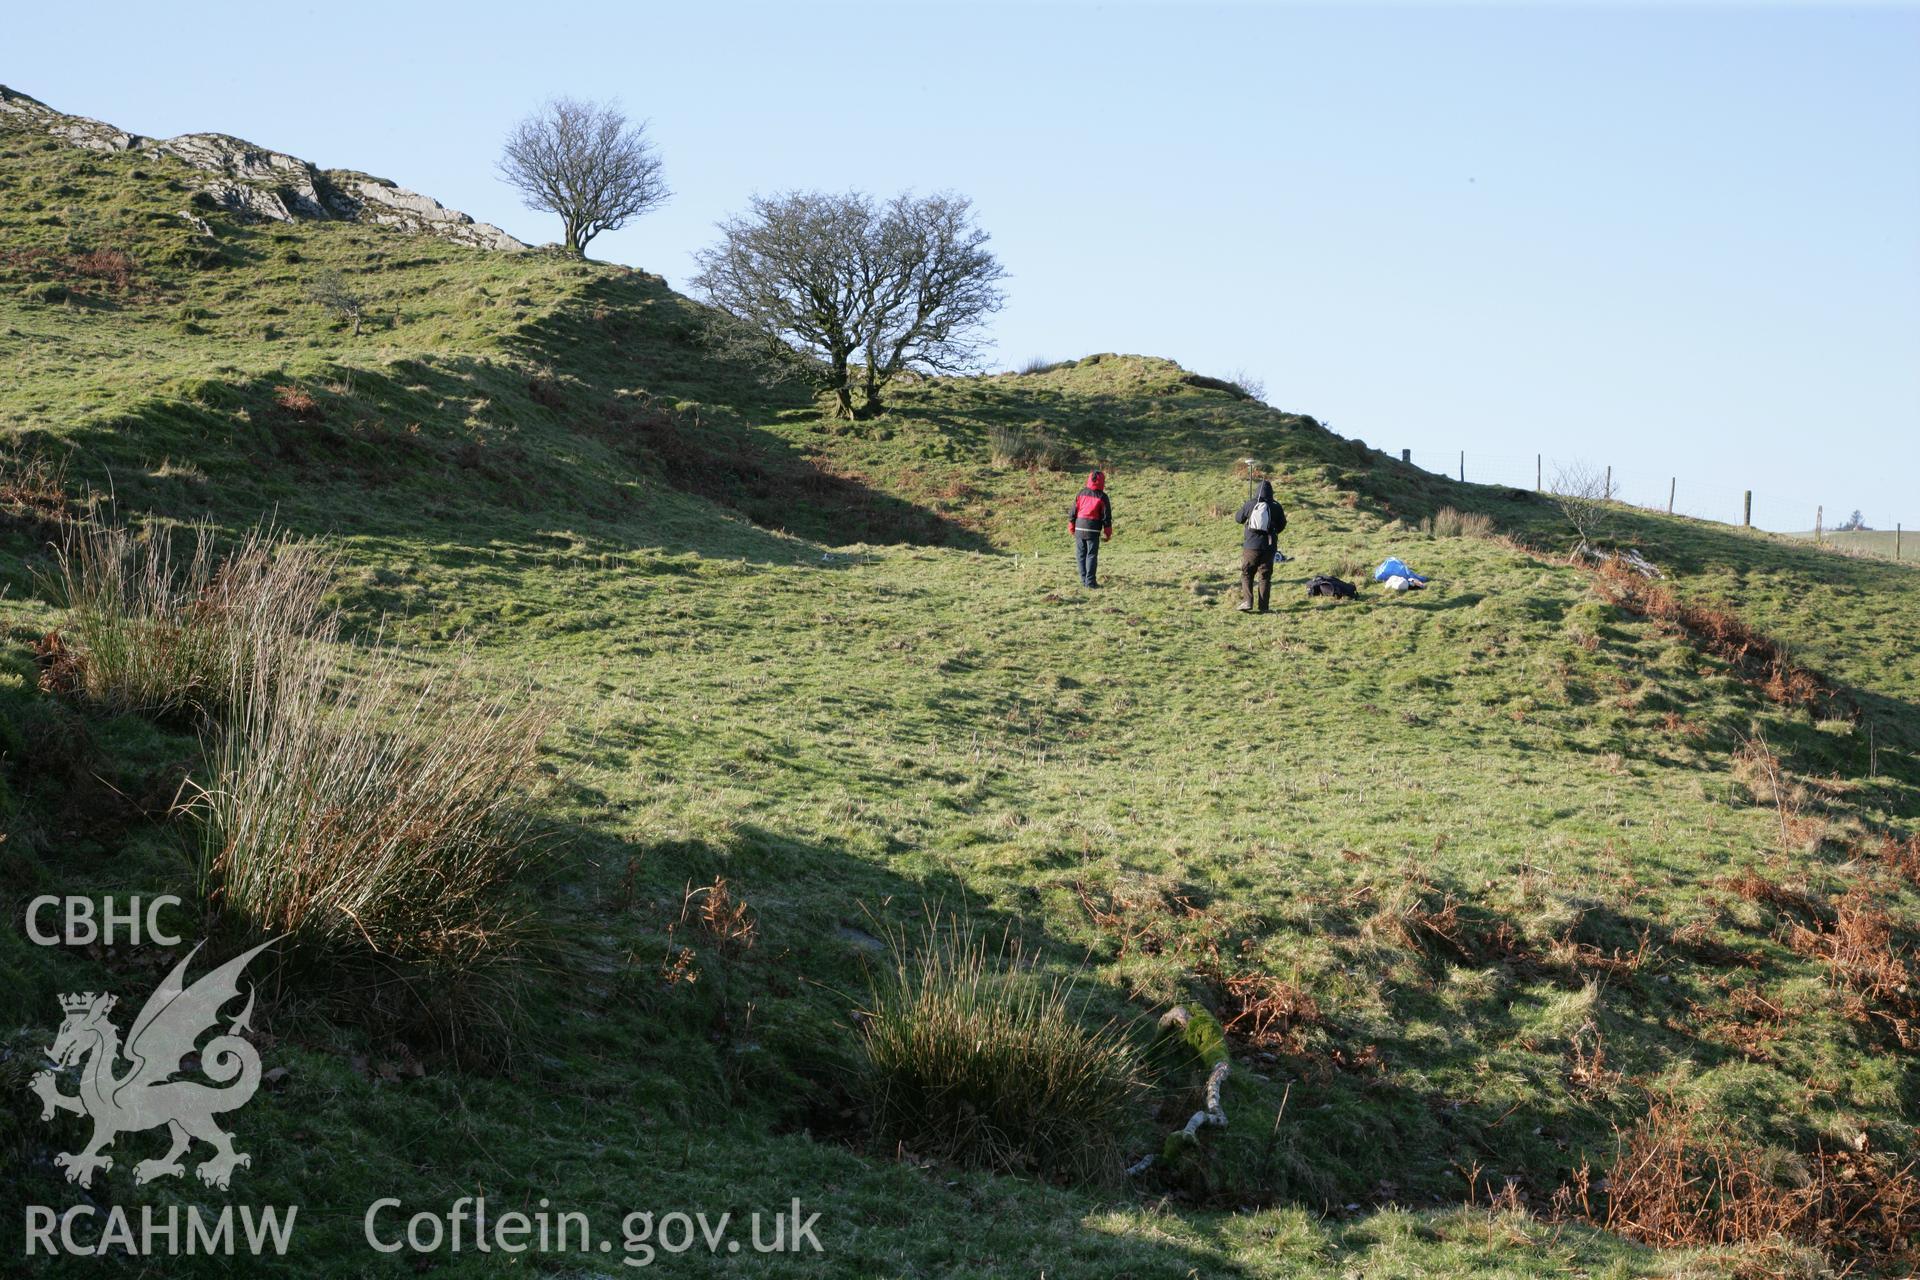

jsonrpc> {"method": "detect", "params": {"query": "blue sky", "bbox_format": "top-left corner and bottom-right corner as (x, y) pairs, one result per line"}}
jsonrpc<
(12, 1), (1917, 529)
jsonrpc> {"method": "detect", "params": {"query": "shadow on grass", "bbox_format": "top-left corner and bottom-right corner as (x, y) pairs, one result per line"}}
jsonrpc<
(53, 346), (991, 566)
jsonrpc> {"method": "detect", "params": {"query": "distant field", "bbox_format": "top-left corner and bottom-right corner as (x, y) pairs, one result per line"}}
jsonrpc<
(1785, 528), (1911, 560)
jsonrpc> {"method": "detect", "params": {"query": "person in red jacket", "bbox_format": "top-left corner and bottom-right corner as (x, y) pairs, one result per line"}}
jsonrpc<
(1067, 470), (1113, 588)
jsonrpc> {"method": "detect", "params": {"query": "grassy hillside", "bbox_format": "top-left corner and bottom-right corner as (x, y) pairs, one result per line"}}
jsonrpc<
(4, 114), (1919, 1278)
(1786, 528), (1911, 564)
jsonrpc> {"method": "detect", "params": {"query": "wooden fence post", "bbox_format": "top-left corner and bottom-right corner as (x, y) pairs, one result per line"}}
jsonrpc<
(1401, 448), (1410, 464)
(1898, 524), (1903, 560)
(1459, 451), (1465, 483)
(1536, 454), (1542, 492)
(1743, 491), (1752, 528)
(1816, 505), (1823, 543)
(1668, 477), (1676, 515)
(1604, 465), (1612, 501)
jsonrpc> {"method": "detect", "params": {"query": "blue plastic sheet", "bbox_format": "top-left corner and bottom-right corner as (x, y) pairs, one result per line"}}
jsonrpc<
(1373, 558), (1430, 584)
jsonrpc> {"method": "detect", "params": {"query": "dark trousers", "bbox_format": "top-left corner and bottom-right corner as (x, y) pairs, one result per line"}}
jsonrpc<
(1241, 546), (1274, 611)
(1075, 533), (1101, 586)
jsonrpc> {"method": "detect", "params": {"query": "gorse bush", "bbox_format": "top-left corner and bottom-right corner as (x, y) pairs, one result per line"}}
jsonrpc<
(189, 636), (549, 991)
(45, 520), (333, 717)
(859, 917), (1146, 1182)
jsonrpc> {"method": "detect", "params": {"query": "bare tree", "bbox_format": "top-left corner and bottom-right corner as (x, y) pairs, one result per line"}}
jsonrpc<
(307, 270), (367, 336)
(1549, 462), (1613, 555)
(1223, 367), (1266, 403)
(690, 192), (878, 418)
(690, 190), (1006, 419)
(498, 98), (668, 257)
(857, 193), (1006, 414)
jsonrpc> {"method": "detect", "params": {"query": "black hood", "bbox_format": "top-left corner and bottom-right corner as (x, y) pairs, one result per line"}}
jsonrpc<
(1256, 480), (1274, 502)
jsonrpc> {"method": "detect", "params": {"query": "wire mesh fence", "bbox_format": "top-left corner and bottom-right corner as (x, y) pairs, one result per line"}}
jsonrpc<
(1401, 448), (1914, 562)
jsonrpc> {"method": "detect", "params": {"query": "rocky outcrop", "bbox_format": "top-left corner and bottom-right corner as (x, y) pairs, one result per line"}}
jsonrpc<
(326, 171), (526, 252)
(0, 84), (525, 252)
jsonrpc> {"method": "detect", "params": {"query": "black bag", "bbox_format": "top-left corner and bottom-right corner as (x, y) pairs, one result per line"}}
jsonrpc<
(1306, 575), (1356, 599)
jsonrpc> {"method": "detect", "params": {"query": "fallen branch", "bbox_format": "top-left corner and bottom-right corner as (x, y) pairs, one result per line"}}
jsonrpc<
(1127, 1005), (1231, 1176)
(1578, 543), (1664, 579)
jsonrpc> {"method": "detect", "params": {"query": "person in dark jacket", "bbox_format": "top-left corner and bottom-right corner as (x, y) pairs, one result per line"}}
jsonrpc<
(1234, 478), (1286, 612)
(1066, 470), (1113, 588)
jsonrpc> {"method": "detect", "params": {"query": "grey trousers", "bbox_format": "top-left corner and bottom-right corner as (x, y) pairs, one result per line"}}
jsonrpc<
(1075, 534), (1101, 586)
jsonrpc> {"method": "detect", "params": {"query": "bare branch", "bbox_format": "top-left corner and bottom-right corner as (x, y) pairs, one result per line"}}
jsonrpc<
(689, 189), (1005, 419)
(859, 191), (1007, 414)
(306, 270), (367, 336)
(1550, 462), (1614, 557)
(497, 98), (669, 256)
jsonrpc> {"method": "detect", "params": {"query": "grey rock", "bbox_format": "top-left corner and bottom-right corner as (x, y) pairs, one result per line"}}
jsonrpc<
(154, 133), (332, 219)
(835, 925), (888, 953)
(331, 173), (525, 252)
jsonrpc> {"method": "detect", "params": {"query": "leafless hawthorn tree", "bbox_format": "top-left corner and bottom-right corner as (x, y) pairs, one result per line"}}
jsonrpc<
(690, 192), (877, 418)
(307, 270), (367, 336)
(498, 98), (669, 257)
(690, 190), (1005, 419)
(858, 193), (1007, 414)
(1550, 462), (1614, 556)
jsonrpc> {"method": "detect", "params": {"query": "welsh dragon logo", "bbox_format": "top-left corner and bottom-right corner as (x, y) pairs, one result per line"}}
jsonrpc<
(29, 940), (274, 1190)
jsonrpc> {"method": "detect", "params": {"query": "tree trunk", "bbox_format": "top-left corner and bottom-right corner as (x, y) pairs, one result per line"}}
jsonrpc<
(563, 221), (582, 256)
(860, 377), (883, 417)
(830, 354), (854, 419)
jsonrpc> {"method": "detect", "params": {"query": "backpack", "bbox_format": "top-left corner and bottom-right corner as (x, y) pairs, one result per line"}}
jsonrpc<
(1306, 575), (1357, 599)
(1248, 501), (1273, 533)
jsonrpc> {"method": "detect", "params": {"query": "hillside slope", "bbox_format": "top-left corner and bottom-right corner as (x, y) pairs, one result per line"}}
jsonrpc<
(3, 96), (1918, 1278)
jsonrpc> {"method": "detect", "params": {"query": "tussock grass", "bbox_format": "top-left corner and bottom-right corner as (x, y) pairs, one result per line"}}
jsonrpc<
(1424, 505), (1496, 539)
(859, 916), (1145, 1182)
(189, 635), (550, 990)
(1015, 355), (1073, 375)
(44, 519), (333, 717)
(987, 423), (1074, 471)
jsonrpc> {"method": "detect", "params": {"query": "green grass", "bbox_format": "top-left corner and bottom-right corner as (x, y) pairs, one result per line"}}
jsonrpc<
(1786, 527), (1912, 562)
(2, 116), (1917, 1276)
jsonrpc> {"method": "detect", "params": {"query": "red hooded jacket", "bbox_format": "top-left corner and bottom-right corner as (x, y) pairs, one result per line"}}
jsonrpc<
(1068, 471), (1112, 536)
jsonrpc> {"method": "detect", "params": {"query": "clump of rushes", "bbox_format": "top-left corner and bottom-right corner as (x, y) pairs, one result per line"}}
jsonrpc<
(858, 915), (1145, 1182)
(45, 519), (333, 717)
(188, 633), (550, 997)
(987, 423), (1072, 471)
